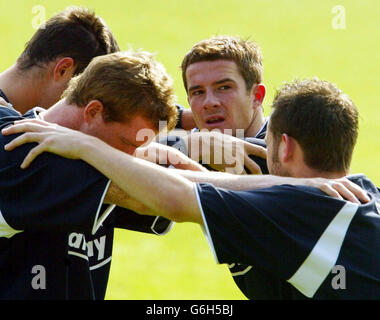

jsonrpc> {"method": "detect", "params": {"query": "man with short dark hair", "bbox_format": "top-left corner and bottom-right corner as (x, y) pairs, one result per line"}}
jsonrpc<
(11, 78), (378, 299)
(0, 6), (119, 114)
(0, 7), (186, 299)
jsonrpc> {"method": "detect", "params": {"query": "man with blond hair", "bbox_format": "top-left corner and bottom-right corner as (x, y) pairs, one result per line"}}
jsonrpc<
(0, 50), (181, 299)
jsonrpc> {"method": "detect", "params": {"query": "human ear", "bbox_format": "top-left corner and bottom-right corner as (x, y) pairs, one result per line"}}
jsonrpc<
(252, 84), (266, 109)
(83, 100), (104, 125)
(53, 57), (75, 82)
(280, 133), (294, 163)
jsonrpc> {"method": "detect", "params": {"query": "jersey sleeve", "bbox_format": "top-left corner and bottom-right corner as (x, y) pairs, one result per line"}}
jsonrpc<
(112, 206), (174, 235)
(0, 132), (111, 236)
(195, 183), (356, 283)
(174, 104), (184, 129)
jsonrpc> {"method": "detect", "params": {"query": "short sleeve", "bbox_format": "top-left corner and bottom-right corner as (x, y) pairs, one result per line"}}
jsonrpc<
(175, 104), (184, 129)
(113, 206), (174, 235)
(195, 183), (349, 281)
(0, 132), (110, 235)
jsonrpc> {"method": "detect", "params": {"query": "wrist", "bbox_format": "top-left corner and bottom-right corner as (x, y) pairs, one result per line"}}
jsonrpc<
(79, 135), (103, 159)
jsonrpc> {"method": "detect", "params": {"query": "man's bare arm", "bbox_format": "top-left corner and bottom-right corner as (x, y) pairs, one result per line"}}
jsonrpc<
(2, 119), (370, 220)
(171, 169), (369, 204)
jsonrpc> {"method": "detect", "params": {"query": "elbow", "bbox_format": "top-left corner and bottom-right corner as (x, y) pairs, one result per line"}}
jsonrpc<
(163, 202), (188, 223)
(160, 191), (197, 224)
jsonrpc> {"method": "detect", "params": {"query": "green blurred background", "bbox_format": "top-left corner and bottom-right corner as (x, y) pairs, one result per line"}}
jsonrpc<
(1, 0), (379, 299)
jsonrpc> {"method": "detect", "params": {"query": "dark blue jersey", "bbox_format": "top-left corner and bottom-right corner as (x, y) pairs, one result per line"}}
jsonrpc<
(87, 206), (173, 299)
(0, 107), (111, 299)
(0, 106), (173, 299)
(254, 120), (267, 140)
(195, 174), (380, 299)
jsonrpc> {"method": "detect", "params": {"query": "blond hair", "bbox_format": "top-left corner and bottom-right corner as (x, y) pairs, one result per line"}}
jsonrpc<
(63, 50), (178, 131)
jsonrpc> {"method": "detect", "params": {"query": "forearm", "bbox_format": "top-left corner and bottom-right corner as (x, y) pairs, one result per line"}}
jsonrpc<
(78, 137), (201, 223)
(169, 169), (316, 190)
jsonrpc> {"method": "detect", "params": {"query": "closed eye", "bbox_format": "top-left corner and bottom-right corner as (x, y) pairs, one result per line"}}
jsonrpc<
(120, 136), (139, 148)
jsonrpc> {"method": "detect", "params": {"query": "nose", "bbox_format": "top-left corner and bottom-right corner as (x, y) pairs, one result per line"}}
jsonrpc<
(202, 90), (220, 110)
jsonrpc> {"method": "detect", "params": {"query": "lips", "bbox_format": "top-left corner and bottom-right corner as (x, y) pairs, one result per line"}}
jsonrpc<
(204, 114), (225, 125)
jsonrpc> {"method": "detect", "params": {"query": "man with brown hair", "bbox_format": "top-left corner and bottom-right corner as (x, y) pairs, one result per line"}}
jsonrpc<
(0, 6), (119, 114)
(0, 50), (186, 299)
(182, 35), (266, 138)
(11, 78), (378, 299)
(165, 36), (269, 174)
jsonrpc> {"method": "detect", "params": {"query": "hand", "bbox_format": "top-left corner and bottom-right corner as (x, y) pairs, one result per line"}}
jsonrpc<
(307, 177), (370, 204)
(0, 97), (8, 106)
(183, 131), (267, 174)
(2, 118), (93, 168)
(135, 142), (207, 172)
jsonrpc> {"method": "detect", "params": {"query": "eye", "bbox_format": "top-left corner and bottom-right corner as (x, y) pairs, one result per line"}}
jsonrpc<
(218, 85), (231, 91)
(190, 89), (204, 97)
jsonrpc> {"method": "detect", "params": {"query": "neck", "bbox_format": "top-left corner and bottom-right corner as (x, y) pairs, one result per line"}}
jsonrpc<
(41, 99), (83, 130)
(290, 163), (346, 179)
(0, 64), (45, 114)
(244, 107), (265, 138)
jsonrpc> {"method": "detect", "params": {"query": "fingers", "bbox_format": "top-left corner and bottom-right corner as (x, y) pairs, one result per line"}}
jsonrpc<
(321, 178), (370, 204)
(244, 155), (262, 175)
(319, 183), (346, 201)
(13, 118), (50, 126)
(322, 179), (370, 204)
(2, 122), (51, 136)
(0, 97), (8, 106)
(245, 143), (267, 159)
(335, 178), (370, 203)
(326, 181), (360, 204)
(20, 144), (47, 169)
(3, 132), (47, 168)
(4, 132), (46, 151)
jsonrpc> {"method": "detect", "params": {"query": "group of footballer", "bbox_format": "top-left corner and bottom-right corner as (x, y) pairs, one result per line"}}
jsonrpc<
(0, 6), (378, 300)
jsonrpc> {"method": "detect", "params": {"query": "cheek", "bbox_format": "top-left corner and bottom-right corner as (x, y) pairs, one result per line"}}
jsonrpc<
(94, 131), (121, 150)
(225, 93), (249, 116)
(188, 99), (204, 123)
(189, 97), (201, 112)
(119, 145), (136, 155)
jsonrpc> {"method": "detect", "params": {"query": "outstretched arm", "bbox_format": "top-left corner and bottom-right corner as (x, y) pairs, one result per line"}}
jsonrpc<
(2, 119), (370, 220)
(2, 120), (203, 223)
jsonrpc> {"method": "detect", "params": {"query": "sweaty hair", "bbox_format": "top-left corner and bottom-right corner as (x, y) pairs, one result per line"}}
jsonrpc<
(181, 35), (263, 92)
(63, 50), (178, 131)
(17, 6), (120, 75)
(270, 78), (358, 173)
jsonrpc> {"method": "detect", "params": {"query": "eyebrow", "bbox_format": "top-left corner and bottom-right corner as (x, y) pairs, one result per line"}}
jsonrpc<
(214, 78), (236, 85)
(188, 85), (202, 93)
(188, 78), (236, 93)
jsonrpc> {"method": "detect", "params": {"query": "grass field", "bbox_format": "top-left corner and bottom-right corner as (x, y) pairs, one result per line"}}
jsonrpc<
(1, 0), (379, 299)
